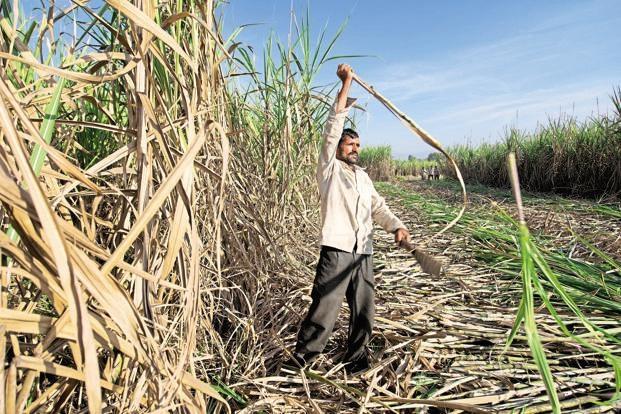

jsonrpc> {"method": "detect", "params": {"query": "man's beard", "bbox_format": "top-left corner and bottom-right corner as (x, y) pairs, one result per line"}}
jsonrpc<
(339, 152), (359, 165)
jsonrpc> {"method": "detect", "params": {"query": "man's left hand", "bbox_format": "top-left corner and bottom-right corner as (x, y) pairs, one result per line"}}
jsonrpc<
(394, 228), (410, 246)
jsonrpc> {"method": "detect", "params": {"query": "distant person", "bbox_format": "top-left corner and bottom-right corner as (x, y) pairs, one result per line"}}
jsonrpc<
(420, 168), (427, 181)
(426, 167), (434, 181)
(433, 165), (440, 180)
(287, 63), (411, 375)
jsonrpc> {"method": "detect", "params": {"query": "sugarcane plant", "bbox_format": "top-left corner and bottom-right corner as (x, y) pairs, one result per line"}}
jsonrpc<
(505, 152), (621, 413)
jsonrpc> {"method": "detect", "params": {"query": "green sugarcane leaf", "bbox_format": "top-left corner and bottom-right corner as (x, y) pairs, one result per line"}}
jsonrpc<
(571, 230), (621, 275)
(519, 225), (561, 414)
(532, 267), (621, 404)
(530, 243), (621, 343)
(30, 77), (66, 174)
(6, 77), (65, 243)
(503, 296), (525, 352)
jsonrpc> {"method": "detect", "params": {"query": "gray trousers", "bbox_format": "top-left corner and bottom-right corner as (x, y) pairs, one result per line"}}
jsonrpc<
(295, 246), (374, 363)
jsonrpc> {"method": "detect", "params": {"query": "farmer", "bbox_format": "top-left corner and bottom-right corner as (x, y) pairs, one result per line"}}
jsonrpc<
(420, 167), (427, 181)
(289, 64), (410, 374)
(433, 165), (440, 180)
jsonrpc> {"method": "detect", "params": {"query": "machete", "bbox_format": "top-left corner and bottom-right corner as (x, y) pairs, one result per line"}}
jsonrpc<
(399, 240), (443, 276)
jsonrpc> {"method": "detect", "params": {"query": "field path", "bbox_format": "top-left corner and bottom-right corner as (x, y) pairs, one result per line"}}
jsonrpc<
(238, 179), (621, 413)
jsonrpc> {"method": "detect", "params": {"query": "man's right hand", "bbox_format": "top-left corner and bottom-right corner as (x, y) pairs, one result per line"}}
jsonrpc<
(394, 228), (411, 246)
(336, 64), (353, 112)
(337, 63), (354, 83)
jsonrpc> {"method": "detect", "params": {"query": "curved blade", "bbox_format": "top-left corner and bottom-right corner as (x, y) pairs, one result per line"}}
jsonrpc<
(399, 240), (443, 276)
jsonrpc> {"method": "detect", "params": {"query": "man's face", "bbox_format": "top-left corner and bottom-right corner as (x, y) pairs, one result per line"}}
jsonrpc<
(337, 135), (361, 165)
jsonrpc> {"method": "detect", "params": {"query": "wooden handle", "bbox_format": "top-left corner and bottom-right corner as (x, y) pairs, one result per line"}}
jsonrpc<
(398, 239), (417, 252)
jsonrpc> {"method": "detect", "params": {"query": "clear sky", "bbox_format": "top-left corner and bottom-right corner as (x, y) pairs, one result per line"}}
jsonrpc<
(222, 0), (621, 159)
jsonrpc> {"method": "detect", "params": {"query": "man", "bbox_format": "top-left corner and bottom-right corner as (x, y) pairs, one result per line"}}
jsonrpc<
(289, 64), (410, 374)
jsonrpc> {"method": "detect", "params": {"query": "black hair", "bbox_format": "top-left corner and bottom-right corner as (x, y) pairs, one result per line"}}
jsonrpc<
(339, 128), (359, 145)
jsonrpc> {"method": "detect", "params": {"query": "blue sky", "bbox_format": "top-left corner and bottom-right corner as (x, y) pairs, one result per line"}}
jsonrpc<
(223, 0), (621, 158)
(20, 1), (621, 159)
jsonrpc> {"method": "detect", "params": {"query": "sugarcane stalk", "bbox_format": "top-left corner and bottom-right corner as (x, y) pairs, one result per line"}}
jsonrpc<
(352, 73), (467, 241)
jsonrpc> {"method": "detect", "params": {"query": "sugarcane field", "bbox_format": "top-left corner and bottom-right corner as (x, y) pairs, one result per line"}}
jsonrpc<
(1, 0), (621, 413)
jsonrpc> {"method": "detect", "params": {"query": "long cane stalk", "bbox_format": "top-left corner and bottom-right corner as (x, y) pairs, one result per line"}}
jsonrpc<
(507, 152), (560, 413)
(352, 73), (467, 241)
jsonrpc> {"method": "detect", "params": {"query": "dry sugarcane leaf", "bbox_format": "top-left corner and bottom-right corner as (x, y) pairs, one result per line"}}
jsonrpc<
(0, 94), (103, 412)
(0, 51), (138, 84)
(0, 78), (101, 193)
(160, 11), (234, 62)
(14, 355), (123, 394)
(100, 119), (211, 277)
(159, 197), (189, 281)
(105, 0), (197, 72)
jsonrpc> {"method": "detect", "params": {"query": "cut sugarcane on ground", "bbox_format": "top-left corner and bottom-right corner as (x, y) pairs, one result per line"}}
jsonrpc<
(233, 178), (621, 413)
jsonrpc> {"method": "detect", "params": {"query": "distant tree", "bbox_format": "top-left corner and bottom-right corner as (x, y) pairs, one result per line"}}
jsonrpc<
(427, 152), (442, 162)
(408, 155), (415, 161)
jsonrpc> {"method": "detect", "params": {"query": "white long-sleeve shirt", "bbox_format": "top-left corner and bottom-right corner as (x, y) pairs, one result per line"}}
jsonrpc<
(317, 100), (405, 254)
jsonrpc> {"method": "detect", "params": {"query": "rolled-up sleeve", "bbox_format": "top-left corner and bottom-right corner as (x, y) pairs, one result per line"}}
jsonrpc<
(371, 184), (405, 233)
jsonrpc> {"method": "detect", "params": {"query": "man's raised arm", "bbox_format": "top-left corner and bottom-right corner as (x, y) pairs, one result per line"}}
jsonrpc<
(317, 64), (355, 183)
